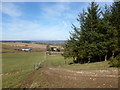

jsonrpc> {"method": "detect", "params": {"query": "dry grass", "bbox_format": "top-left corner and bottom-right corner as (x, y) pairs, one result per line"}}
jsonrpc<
(0, 42), (47, 49)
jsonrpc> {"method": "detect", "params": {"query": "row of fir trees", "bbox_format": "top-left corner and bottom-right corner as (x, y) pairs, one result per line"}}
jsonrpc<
(63, 1), (120, 67)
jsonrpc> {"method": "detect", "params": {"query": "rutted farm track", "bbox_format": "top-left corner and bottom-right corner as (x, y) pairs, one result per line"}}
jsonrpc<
(20, 67), (119, 88)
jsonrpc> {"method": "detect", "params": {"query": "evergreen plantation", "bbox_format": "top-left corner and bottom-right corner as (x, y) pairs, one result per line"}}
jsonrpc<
(63, 2), (120, 67)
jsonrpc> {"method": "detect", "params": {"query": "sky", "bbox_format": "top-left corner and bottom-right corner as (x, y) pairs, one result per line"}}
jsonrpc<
(1, 2), (113, 40)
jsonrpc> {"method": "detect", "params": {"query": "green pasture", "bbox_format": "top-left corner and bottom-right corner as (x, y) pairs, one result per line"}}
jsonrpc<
(63, 61), (113, 70)
(2, 52), (44, 88)
(2, 44), (116, 88)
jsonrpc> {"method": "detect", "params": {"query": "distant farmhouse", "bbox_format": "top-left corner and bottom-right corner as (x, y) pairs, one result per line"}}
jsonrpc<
(21, 47), (32, 52)
(46, 45), (63, 55)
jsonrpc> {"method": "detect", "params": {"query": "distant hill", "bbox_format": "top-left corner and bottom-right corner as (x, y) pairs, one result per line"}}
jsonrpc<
(1, 40), (66, 44)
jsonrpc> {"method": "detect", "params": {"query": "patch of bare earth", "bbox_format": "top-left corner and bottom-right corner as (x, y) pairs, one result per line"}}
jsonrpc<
(19, 69), (49, 88)
(19, 71), (37, 88)
(41, 67), (119, 88)
(0, 42), (47, 49)
(1, 42), (47, 53)
(19, 67), (119, 88)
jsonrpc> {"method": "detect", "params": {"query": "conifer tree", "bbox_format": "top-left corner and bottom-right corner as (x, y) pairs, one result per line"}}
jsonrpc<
(78, 2), (101, 62)
(63, 2), (101, 63)
(110, 1), (120, 52)
(63, 1), (119, 65)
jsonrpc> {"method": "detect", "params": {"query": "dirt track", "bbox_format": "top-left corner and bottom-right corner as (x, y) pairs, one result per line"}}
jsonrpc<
(41, 67), (118, 88)
(20, 67), (119, 88)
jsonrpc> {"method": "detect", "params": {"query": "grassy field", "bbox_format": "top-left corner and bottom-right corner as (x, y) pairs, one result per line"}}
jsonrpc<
(2, 44), (66, 88)
(63, 61), (113, 70)
(2, 44), (117, 88)
(2, 52), (44, 88)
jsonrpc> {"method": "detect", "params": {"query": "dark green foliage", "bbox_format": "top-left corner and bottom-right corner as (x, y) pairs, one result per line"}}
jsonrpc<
(110, 1), (120, 51)
(63, 1), (119, 67)
(109, 54), (120, 67)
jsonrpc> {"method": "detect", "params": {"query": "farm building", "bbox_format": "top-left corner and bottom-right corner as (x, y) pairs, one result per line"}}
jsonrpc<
(46, 45), (60, 51)
(46, 45), (63, 55)
(21, 47), (32, 51)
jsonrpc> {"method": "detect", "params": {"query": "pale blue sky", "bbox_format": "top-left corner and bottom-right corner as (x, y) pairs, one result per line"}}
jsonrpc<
(1, 2), (112, 40)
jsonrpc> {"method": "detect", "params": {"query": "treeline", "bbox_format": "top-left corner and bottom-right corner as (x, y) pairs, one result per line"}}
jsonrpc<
(1, 41), (33, 43)
(63, 2), (120, 67)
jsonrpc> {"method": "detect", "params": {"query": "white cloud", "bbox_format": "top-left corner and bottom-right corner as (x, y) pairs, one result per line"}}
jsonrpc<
(38, 2), (77, 29)
(1, 2), (88, 40)
(40, 3), (70, 19)
(1, 3), (22, 17)
(2, 3), (71, 40)
(2, 18), (70, 40)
